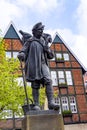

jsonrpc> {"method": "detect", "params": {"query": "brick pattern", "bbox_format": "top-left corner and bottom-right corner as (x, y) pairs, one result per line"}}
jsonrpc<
(72, 69), (83, 85)
(68, 86), (75, 94)
(65, 61), (71, 67)
(71, 61), (80, 68)
(80, 114), (87, 122)
(76, 95), (87, 113)
(0, 118), (22, 129)
(4, 39), (22, 51)
(49, 61), (56, 68)
(72, 114), (79, 122)
(61, 44), (68, 51)
(75, 86), (85, 94)
(60, 88), (67, 95)
(55, 44), (61, 51)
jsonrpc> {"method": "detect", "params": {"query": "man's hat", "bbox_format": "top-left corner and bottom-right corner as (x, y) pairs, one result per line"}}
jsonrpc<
(32, 22), (45, 31)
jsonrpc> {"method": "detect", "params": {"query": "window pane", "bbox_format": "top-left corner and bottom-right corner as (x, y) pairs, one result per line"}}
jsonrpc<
(27, 82), (31, 86)
(51, 71), (58, 86)
(58, 71), (65, 84)
(54, 97), (61, 113)
(61, 97), (69, 111)
(65, 71), (73, 85)
(2, 110), (13, 118)
(58, 71), (64, 78)
(69, 96), (77, 113)
(13, 52), (18, 58)
(56, 53), (62, 59)
(63, 53), (69, 61)
(59, 79), (65, 84)
(6, 51), (11, 58)
(16, 77), (23, 86)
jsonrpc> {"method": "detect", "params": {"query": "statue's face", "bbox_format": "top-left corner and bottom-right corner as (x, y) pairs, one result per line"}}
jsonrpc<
(37, 29), (43, 37)
(34, 29), (43, 38)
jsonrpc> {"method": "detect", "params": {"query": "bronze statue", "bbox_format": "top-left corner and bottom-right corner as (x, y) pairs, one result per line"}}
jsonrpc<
(18, 22), (59, 111)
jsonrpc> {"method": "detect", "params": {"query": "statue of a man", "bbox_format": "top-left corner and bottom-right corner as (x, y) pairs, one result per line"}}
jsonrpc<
(18, 22), (59, 110)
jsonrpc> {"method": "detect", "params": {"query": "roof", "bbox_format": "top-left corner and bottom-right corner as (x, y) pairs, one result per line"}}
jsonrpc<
(3, 21), (20, 39)
(52, 32), (87, 74)
(53, 34), (63, 43)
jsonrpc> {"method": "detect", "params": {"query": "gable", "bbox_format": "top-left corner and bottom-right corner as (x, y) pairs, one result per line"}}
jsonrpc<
(4, 24), (20, 39)
(53, 34), (63, 43)
(52, 33), (86, 74)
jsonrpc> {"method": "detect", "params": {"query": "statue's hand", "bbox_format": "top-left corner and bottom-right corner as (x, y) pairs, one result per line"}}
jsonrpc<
(17, 52), (25, 61)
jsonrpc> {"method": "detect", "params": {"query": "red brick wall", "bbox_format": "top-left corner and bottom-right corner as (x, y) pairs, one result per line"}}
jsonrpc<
(55, 44), (61, 51)
(76, 95), (87, 113)
(4, 39), (22, 51)
(72, 69), (83, 85)
(0, 118), (22, 129)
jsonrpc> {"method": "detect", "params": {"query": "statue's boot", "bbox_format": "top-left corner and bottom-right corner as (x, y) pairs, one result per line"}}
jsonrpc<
(32, 88), (41, 110)
(45, 80), (59, 110)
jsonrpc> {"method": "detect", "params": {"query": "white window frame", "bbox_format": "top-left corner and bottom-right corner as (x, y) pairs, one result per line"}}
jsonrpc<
(2, 110), (13, 119)
(16, 77), (24, 86)
(13, 51), (19, 58)
(61, 97), (69, 111)
(51, 71), (58, 86)
(63, 53), (69, 61)
(65, 71), (73, 85)
(6, 51), (11, 58)
(69, 96), (77, 113)
(58, 71), (65, 84)
(54, 97), (61, 113)
(56, 53), (62, 59)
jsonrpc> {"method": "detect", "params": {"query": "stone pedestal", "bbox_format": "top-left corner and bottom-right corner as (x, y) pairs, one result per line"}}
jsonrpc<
(22, 110), (64, 130)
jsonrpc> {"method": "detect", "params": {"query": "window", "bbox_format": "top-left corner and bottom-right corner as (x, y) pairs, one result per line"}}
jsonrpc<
(65, 71), (73, 85)
(56, 53), (62, 59)
(69, 96), (77, 113)
(61, 97), (69, 111)
(58, 71), (65, 84)
(50, 57), (55, 61)
(85, 81), (87, 87)
(54, 97), (61, 113)
(85, 81), (87, 92)
(6, 51), (11, 58)
(55, 97), (60, 104)
(13, 52), (18, 58)
(51, 71), (58, 86)
(1, 110), (13, 118)
(27, 82), (31, 86)
(63, 53), (69, 61)
(16, 77), (24, 86)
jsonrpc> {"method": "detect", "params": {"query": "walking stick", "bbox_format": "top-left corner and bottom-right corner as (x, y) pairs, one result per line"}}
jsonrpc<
(20, 61), (30, 111)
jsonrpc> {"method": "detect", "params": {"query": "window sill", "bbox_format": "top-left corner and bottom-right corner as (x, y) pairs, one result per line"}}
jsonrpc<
(63, 113), (72, 117)
(58, 84), (68, 88)
(56, 60), (64, 63)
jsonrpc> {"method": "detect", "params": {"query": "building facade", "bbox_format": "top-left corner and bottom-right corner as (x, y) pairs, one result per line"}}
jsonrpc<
(0, 22), (87, 130)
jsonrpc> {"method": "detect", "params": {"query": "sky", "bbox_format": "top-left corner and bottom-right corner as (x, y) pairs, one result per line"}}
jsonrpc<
(0, 0), (87, 70)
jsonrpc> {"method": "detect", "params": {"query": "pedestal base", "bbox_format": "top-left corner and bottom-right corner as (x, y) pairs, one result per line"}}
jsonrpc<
(22, 110), (64, 130)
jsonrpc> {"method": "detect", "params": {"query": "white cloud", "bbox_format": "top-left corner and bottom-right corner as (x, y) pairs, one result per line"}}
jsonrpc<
(0, 0), (23, 31)
(16, 0), (65, 14)
(0, 0), (65, 31)
(76, 0), (87, 36)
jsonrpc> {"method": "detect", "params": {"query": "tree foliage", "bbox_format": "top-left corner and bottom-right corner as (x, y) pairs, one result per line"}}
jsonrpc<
(0, 39), (25, 118)
(0, 39), (46, 118)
